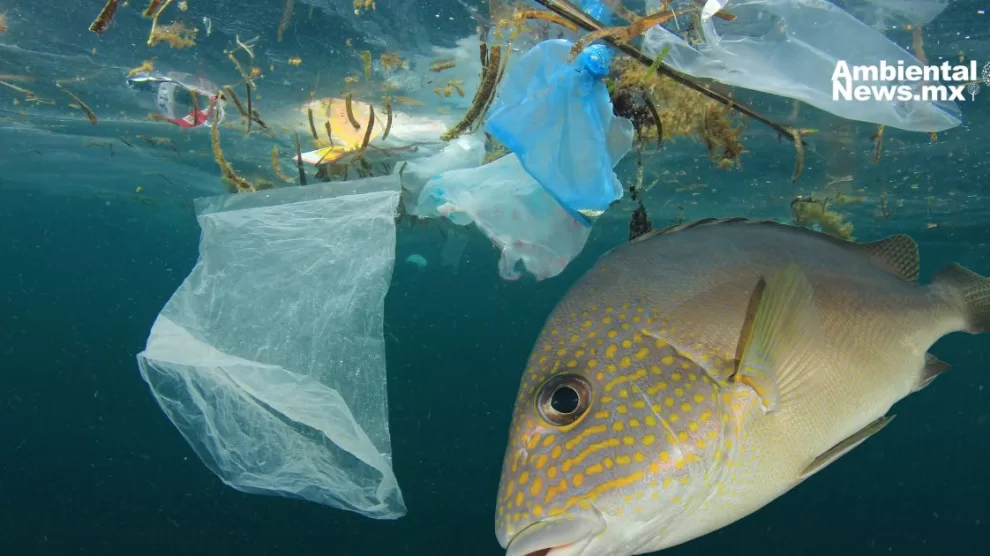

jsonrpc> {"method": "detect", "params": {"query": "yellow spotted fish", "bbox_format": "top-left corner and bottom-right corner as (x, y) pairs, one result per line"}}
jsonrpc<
(495, 218), (990, 556)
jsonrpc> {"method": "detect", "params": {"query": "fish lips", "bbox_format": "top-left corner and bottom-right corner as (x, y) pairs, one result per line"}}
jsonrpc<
(504, 511), (607, 556)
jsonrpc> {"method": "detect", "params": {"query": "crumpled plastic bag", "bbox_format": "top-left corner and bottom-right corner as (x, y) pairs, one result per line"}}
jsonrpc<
(485, 39), (634, 217)
(136, 175), (406, 519)
(395, 132), (487, 216)
(417, 154), (592, 281)
(641, 0), (962, 132)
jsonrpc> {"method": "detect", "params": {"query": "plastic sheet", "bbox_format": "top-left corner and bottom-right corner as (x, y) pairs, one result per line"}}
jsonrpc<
(395, 132), (487, 217)
(417, 154), (591, 281)
(136, 175), (406, 519)
(485, 39), (634, 217)
(641, 0), (962, 132)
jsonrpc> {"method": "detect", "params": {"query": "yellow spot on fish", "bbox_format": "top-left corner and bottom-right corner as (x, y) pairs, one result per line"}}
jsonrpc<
(623, 436), (635, 446)
(671, 372), (682, 381)
(607, 330), (618, 339)
(536, 455), (548, 469)
(595, 410), (610, 420)
(519, 471), (530, 485)
(642, 434), (656, 446)
(530, 476), (544, 496)
(605, 345), (618, 359)
(620, 356), (632, 369)
(527, 435), (541, 450)
(617, 405), (628, 414)
(613, 422), (625, 432)
(586, 463), (604, 475)
(533, 505), (544, 516)
(587, 359), (599, 369)
(556, 348), (567, 357)
(548, 466), (558, 478)
(515, 492), (524, 506)
(621, 340), (633, 349)
(635, 347), (649, 360)
(573, 473), (584, 487)
(661, 356), (674, 365)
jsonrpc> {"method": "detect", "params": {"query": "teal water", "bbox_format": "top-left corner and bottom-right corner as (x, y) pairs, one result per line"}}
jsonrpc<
(2, 1), (989, 555)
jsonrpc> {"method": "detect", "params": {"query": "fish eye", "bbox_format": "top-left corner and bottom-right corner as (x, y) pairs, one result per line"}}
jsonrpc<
(537, 374), (592, 426)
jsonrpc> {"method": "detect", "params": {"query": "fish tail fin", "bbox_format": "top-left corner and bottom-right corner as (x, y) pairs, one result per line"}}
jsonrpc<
(933, 263), (990, 333)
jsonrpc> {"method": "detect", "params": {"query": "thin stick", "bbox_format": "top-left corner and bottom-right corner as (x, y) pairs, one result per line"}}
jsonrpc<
(57, 85), (98, 124)
(295, 132), (307, 185)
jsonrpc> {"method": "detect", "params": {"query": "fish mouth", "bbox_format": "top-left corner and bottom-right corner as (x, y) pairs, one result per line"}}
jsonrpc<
(504, 512), (606, 556)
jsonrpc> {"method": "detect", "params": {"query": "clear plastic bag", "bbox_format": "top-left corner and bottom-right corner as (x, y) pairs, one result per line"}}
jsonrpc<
(417, 154), (592, 281)
(395, 132), (487, 217)
(641, 0), (962, 132)
(136, 175), (406, 519)
(485, 39), (634, 217)
(835, 0), (953, 28)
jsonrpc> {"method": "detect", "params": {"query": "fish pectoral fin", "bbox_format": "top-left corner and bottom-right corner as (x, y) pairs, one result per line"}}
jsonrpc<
(799, 415), (895, 480)
(913, 353), (951, 393)
(734, 263), (824, 412)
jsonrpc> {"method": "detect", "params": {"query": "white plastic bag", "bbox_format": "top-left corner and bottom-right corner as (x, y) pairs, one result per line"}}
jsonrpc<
(136, 175), (406, 519)
(641, 0), (962, 132)
(417, 154), (592, 281)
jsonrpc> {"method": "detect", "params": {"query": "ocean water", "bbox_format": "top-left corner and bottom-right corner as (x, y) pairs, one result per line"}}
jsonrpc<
(1, 1), (989, 555)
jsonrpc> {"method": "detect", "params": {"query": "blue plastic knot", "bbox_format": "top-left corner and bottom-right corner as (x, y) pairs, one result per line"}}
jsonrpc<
(577, 44), (611, 79)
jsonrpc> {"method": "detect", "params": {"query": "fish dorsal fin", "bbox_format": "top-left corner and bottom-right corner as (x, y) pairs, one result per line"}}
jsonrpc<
(852, 234), (920, 282)
(628, 217), (773, 244)
(799, 415), (895, 480)
(627, 218), (921, 283)
(913, 353), (951, 393)
(734, 263), (825, 413)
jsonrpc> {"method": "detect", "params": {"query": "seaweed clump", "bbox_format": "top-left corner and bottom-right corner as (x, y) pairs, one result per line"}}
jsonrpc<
(790, 194), (864, 241)
(610, 57), (746, 169)
(149, 22), (197, 49)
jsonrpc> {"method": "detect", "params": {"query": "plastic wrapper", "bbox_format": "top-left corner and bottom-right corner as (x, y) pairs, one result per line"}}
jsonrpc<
(417, 154), (591, 281)
(136, 175), (406, 520)
(126, 70), (226, 128)
(485, 39), (634, 217)
(295, 97), (449, 167)
(395, 132), (486, 217)
(641, 0), (962, 132)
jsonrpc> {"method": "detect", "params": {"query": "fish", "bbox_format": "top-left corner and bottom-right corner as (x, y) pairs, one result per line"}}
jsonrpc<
(495, 218), (990, 556)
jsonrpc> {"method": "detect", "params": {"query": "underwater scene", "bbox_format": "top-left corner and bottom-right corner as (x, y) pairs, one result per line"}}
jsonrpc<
(1, 0), (988, 555)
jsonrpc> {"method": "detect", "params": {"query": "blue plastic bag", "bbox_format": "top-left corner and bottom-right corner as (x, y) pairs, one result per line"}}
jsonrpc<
(581, 0), (615, 25)
(484, 39), (632, 218)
